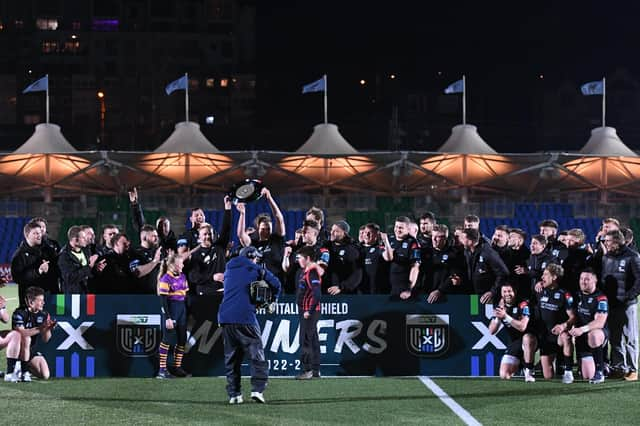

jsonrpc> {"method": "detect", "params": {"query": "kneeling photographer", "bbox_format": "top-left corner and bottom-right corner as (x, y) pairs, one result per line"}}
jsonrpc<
(218, 246), (281, 404)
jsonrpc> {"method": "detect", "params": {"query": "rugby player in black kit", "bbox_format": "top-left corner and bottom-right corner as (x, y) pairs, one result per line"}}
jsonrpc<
(489, 283), (537, 382)
(383, 216), (421, 299)
(533, 264), (576, 382)
(569, 268), (609, 384)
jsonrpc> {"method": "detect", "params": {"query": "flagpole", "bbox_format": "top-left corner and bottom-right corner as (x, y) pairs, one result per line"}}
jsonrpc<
(45, 74), (50, 124)
(185, 72), (189, 122)
(462, 74), (466, 125)
(323, 74), (328, 124)
(602, 77), (606, 128)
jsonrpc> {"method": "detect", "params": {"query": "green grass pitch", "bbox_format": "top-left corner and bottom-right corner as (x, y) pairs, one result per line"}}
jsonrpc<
(2, 284), (640, 425)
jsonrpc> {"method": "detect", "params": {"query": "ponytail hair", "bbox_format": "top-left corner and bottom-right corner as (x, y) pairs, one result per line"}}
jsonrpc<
(157, 253), (179, 291)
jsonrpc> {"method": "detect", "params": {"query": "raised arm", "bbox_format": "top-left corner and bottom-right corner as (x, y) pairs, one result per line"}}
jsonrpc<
(235, 202), (252, 247)
(262, 187), (285, 237)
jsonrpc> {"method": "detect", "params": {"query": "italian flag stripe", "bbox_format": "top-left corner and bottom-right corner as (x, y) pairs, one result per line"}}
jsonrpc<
(56, 294), (65, 315)
(86, 294), (95, 315)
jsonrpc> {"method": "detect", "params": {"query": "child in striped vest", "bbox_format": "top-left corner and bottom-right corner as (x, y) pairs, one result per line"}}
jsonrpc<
(156, 254), (190, 378)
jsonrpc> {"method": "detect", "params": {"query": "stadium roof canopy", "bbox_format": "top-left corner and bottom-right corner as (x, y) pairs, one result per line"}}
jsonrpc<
(1, 122), (639, 201)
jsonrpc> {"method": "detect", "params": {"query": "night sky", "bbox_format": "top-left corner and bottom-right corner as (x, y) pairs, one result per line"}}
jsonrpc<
(255, 1), (640, 152)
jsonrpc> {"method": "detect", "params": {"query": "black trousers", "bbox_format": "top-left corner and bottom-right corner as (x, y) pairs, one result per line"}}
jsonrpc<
(300, 310), (321, 372)
(222, 324), (268, 397)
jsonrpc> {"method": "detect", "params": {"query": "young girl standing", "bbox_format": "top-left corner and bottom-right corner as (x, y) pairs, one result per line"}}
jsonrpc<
(156, 254), (190, 378)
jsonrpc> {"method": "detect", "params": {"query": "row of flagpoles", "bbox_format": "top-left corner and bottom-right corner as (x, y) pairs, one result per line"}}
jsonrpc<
(302, 75), (609, 128)
(22, 73), (609, 129)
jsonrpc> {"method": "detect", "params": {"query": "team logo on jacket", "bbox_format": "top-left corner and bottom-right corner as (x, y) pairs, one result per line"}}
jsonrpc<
(116, 314), (161, 357)
(406, 314), (449, 357)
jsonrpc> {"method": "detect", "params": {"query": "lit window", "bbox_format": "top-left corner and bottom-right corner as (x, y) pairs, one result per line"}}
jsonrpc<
(220, 78), (228, 88)
(42, 41), (59, 53)
(64, 40), (80, 53)
(206, 78), (215, 88)
(0, 22), (4, 31)
(36, 18), (59, 30)
(15, 20), (24, 29)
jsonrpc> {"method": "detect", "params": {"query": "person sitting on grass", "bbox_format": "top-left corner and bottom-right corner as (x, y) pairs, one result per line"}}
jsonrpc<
(489, 283), (537, 382)
(11, 286), (57, 381)
(1, 294), (23, 382)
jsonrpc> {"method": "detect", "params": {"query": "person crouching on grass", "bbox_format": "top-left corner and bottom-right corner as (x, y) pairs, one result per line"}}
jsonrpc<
(156, 254), (190, 379)
(295, 246), (322, 380)
(10, 286), (56, 382)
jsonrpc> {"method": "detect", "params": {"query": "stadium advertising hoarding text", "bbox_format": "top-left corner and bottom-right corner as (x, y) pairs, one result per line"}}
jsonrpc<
(41, 294), (507, 377)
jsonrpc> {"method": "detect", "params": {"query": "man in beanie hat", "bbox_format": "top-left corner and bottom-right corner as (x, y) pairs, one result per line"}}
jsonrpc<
(324, 220), (362, 295)
(218, 245), (281, 404)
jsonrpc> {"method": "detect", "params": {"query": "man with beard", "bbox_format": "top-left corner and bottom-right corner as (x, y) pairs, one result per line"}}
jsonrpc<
(282, 220), (330, 294)
(11, 222), (59, 306)
(561, 228), (592, 295)
(183, 195), (232, 294)
(463, 215), (491, 245)
(424, 224), (465, 303)
(417, 212), (436, 250)
(129, 187), (177, 255)
(58, 226), (106, 293)
(491, 225), (510, 260)
(130, 225), (163, 294)
(80, 225), (98, 256)
(95, 233), (138, 293)
(460, 228), (509, 304)
(324, 221), (362, 295)
(96, 224), (120, 257)
(569, 268), (609, 384)
(600, 230), (640, 381)
(383, 216), (421, 299)
(489, 283), (537, 382)
(306, 207), (330, 243)
(237, 188), (286, 284)
(533, 264), (576, 382)
(523, 234), (558, 303)
(29, 217), (61, 256)
(539, 219), (568, 263)
(359, 223), (391, 294)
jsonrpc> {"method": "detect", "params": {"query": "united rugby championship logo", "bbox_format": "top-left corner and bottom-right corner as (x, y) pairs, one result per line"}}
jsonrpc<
(116, 314), (161, 357)
(406, 314), (450, 357)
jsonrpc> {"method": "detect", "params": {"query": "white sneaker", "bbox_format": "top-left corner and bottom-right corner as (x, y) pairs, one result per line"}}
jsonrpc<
(4, 371), (19, 383)
(228, 395), (244, 404)
(524, 368), (535, 383)
(21, 372), (32, 382)
(562, 370), (574, 384)
(251, 392), (265, 403)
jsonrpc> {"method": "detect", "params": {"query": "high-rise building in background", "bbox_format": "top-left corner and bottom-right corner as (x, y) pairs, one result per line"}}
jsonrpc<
(0, 0), (256, 151)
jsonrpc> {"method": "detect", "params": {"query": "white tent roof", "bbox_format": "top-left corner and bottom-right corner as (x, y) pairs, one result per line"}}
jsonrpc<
(579, 126), (637, 157)
(296, 123), (359, 155)
(13, 123), (76, 154)
(154, 121), (219, 153)
(437, 124), (497, 154)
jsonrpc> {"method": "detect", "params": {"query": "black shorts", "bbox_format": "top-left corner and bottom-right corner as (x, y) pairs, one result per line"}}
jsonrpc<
(575, 328), (609, 358)
(537, 333), (560, 356)
(505, 338), (524, 358)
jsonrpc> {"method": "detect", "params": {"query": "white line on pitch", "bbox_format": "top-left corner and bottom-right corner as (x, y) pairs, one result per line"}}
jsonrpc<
(418, 376), (481, 426)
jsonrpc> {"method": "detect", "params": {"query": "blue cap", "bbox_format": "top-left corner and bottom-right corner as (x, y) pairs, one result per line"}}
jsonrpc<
(240, 246), (262, 259)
